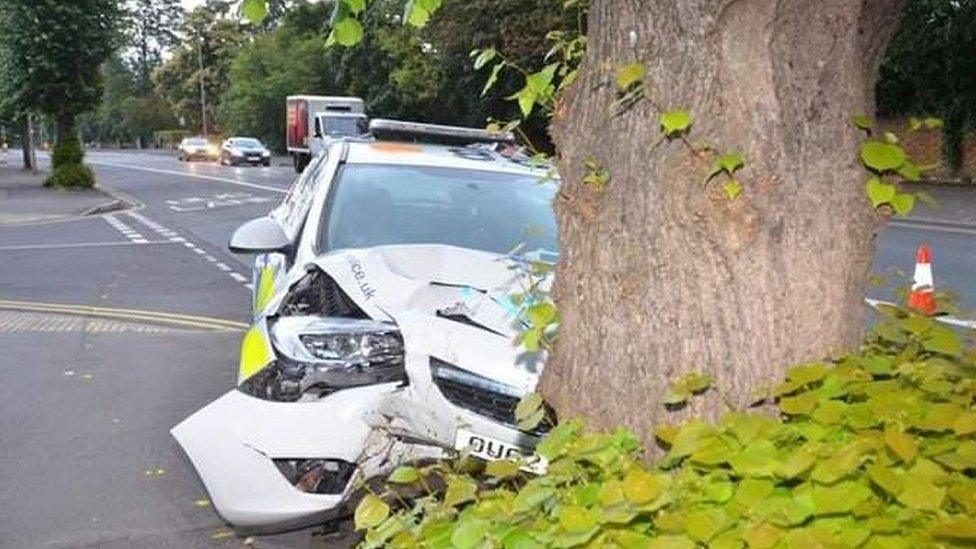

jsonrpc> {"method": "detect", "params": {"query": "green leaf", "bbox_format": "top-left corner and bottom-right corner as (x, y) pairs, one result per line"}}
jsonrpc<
(615, 62), (644, 90)
(332, 17), (364, 46)
(723, 180), (742, 201)
(909, 117), (923, 132)
(860, 141), (906, 172)
(514, 482), (555, 512)
(897, 474), (946, 511)
(558, 505), (600, 533)
(923, 117), (944, 129)
(472, 48), (496, 70)
(883, 131), (900, 144)
(517, 408), (546, 431)
(866, 177), (896, 207)
(514, 86), (537, 117)
(241, 0), (268, 23)
(354, 494), (390, 530)
(481, 62), (504, 96)
(622, 468), (666, 504)
(515, 393), (543, 421)
(660, 110), (692, 136)
(388, 466), (420, 484)
(715, 152), (745, 174)
(536, 422), (576, 460)
(485, 459), (520, 479)
(898, 160), (922, 181)
(451, 517), (490, 549)
(527, 303), (557, 327)
(884, 428), (917, 462)
(444, 475), (478, 507)
(345, 0), (366, 14)
(932, 517), (976, 540)
(405, 1), (431, 27)
(851, 115), (874, 130)
(890, 193), (915, 216)
(923, 325), (961, 356)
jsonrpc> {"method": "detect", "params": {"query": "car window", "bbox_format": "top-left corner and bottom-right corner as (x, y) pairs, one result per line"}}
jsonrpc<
(233, 138), (262, 148)
(321, 164), (558, 256)
(323, 116), (367, 137)
(274, 154), (329, 238)
(186, 138), (206, 146)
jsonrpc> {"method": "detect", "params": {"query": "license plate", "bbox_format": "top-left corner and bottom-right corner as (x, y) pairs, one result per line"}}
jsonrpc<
(454, 428), (546, 473)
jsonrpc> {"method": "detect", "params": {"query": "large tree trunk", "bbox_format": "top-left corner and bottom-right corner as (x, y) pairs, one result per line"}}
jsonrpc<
(20, 115), (33, 171)
(540, 0), (907, 445)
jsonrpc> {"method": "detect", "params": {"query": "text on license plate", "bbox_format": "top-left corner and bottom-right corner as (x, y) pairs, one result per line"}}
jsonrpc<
(455, 428), (530, 461)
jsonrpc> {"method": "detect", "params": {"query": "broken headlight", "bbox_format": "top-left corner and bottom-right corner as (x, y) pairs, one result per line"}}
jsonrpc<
(239, 316), (405, 402)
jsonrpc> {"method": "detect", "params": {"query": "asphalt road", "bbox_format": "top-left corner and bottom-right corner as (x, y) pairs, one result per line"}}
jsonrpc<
(0, 150), (974, 548)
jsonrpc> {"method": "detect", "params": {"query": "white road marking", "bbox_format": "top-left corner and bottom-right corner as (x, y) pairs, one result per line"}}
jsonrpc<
(85, 159), (287, 194)
(865, 298), (976, 330)
(103, 215), (149, 244)
(124, 212), (253, 292)
(0, 241), (170, 251)
(889, 219), (976, 237)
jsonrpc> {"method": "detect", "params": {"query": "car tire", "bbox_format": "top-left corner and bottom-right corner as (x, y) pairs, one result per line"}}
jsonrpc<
(262, 159), (270, 167)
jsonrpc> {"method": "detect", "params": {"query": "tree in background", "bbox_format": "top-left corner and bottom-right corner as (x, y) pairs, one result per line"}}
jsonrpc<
(126, 0), (182, 90)
(154, 0), (248, 136)
(219, 1), (338, 151)
(877, 0), (976, 173)
(0, 0), (121, 187)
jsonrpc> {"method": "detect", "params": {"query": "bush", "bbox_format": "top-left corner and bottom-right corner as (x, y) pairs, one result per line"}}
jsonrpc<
(356, 304), (976, 548)
(51, 136), (84, 169)
(44, 163), (95, 188)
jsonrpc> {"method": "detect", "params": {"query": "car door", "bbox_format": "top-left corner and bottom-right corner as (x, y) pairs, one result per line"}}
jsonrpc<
(250, 152), (331, 319)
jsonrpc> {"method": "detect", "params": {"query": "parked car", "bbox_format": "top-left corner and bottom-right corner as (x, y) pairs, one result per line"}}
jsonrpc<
(286, 95), (367, 173)
(177, 136), (218, 161)
(172, 119), (557, 532)
(220, 137), (272, 166)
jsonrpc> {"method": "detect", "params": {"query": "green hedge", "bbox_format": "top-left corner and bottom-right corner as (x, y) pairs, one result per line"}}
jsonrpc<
(44, 163), (94, 188)
(356, 303), (976, 548)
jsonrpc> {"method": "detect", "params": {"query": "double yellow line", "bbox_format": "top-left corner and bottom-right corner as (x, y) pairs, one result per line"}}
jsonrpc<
(0, 299), (247, 332)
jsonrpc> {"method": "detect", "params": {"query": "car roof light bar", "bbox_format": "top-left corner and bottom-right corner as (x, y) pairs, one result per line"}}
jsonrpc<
(368, 119), (515, 146)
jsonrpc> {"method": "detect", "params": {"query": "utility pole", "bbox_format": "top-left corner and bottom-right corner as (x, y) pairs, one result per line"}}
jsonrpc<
(198, 37), (207, 137)
(26, 113), (36, 173)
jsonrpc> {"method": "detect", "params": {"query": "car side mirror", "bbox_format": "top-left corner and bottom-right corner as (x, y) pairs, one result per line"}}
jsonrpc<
(229, 216), (290, 254)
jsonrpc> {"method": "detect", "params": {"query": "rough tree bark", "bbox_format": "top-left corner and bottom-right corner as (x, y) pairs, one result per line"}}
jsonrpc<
(540, 0), (907, 445)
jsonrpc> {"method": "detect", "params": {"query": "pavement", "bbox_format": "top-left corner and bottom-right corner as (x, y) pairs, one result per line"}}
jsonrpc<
(0, 163), (124, 226)
(0, 149), (973, 548)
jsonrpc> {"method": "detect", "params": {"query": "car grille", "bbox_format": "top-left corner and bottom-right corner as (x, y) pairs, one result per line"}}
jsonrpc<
(430, 358), (548, 436)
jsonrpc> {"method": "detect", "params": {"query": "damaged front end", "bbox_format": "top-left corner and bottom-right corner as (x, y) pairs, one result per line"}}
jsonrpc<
(172, 244), (547, 532)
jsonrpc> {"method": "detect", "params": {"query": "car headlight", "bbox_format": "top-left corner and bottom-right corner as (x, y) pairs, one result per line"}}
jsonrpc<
(239, 316), (405, 402)
(262, 150), (271, 157)
(230, 147), (243, 156)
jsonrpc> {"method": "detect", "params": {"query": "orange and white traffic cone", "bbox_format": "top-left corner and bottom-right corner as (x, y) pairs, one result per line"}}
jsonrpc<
(907, 244), (937, 316)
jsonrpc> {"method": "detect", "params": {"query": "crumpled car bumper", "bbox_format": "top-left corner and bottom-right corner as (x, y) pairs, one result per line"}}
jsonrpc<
(171, 386), (396, 532)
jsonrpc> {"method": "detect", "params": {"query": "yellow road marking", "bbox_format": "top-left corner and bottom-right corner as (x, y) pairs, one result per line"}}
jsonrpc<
(0, 299), (247, 332)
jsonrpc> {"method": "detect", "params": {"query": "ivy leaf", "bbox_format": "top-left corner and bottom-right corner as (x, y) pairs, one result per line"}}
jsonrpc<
(850, 114), (874, 131)
(241, 0), (268, 23)
(923, 326), (961, 356)
(660, 110), (692, 136)
(932, 517), (976, 540)
(388, 466), (420, 484)
(860, 141), (906, 172)
(723, 180), (742, 201)
(898, 160), (922, 181)
(514, 86), (537, 117)
(883, 131), (900, 144)
(354, 494), (390, 530)
(909, 117), (923, 132)
(615, 62), (645, 91)
(866, 177), (896, 207)
(924, 117), (944, 129)
(332, 17), (364, 46)
(890, 193), (915, 216)
(884, 428), (917, 462)
(405, 1), (431, 27)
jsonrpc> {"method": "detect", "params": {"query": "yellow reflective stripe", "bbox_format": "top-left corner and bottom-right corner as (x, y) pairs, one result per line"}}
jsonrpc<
(254, 265), (276, 314)
(239, 326), (272, 381)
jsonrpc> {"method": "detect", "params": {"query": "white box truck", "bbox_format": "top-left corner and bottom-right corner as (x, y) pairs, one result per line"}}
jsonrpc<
(285, 95), (367, 172)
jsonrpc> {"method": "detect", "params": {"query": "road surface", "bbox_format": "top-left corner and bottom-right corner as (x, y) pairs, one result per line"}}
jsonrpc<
(0, 150), (973, 547)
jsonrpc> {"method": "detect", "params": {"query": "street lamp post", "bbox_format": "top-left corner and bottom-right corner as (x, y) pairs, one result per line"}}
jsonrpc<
(198, 37), (207, 137)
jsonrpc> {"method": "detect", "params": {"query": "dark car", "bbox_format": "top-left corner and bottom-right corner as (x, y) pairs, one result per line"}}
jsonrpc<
(220, 137), (272, 167)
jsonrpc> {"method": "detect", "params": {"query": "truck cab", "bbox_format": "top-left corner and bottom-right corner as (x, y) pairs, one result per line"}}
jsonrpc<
(286, 95), (367, 173)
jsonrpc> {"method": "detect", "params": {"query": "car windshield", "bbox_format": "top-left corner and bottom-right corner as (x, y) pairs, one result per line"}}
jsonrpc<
(186, 138), (207, 146)
(233, 138), (263, 148)
(322, 164), (558, 256)
(323, 116), (368, 137)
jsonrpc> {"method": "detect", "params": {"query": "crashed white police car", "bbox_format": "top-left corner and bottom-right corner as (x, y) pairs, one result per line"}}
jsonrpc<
(171, 120), (557, 532)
